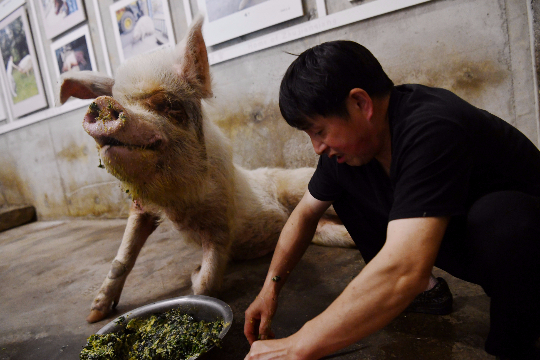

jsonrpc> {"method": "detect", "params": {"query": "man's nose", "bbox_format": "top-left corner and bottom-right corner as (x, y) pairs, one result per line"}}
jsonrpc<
(311, 138), (327, 155)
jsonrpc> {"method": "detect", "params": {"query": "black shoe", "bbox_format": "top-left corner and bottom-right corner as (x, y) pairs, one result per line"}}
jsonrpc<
(405, 277), (453, 315)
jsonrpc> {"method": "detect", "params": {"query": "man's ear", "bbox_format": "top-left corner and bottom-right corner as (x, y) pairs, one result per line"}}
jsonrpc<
(348, 88), (373, 121)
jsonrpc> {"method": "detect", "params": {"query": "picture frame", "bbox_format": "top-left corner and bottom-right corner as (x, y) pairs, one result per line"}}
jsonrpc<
(0, 6), (48, 118)
(109, 0), (175, 63)
(50, 25), (96, 79)
(198, 0), (304, 46)
(0, 97), (6, 122)
(37, 0), (86, 40)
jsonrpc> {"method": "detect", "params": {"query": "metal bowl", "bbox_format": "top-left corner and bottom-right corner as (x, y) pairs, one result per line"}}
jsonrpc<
(96, 295), (233, 358)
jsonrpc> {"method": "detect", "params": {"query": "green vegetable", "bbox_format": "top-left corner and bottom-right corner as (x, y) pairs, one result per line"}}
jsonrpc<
(89, 102), (99, 113)
(80, 309), (224, 360)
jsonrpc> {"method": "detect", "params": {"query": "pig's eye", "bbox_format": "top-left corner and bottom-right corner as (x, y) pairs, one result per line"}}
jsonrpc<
(145, 93), (188, 124)
(146, 93), (170, 112)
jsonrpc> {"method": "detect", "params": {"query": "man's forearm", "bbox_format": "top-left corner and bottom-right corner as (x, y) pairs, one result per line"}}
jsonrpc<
(244, 192), (332, 344)
(285, 217), (449, 359)
(290, 255), (426, 359)
(261, 203), (321, 295)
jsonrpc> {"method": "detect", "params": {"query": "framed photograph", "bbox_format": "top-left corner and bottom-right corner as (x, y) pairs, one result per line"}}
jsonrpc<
(37, 0), (86, 40)
(109, 0), (175, 63)
(0, 6), (48, 118)
(198, 0), (303, 46)
(50, 25), (96, 79)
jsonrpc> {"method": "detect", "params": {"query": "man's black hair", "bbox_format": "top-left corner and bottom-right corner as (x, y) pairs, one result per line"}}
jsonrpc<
(279, 41), (394, 130)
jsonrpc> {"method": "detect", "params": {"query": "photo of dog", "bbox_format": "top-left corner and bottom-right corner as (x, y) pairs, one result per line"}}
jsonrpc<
(58, 16), (354, 323)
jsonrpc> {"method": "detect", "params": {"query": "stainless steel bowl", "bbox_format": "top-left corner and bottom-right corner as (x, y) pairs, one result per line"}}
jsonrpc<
(96, 295), (233, 359)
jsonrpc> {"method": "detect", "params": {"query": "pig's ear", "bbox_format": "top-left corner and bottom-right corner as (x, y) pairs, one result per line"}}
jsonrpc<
(174, 16), (212, 98)
(58, 71), (115, 105)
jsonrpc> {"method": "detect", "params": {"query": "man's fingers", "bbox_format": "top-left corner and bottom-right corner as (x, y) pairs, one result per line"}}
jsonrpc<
(244, 317), (260, 345)
(259, 330), (275, 340)
(258, 318), (272, 339)
(245, 316), (273, 344)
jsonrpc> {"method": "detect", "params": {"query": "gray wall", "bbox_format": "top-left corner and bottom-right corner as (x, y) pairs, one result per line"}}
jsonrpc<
(0, 0), (538, 219)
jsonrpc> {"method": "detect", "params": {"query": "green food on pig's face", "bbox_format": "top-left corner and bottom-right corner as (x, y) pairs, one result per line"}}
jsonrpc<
(79, 308), (225, 360)
(89, 102), (99, 112)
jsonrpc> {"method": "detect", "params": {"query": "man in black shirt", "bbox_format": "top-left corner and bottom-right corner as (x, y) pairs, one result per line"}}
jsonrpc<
(244, 41), (540, 360)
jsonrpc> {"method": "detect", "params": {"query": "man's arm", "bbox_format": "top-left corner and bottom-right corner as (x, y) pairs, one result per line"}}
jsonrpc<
(244, 190), (332, 345)
(245, 216), (450, 360)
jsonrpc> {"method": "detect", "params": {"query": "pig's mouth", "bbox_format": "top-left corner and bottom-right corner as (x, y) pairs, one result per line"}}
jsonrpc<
(96, 136), (163, 151)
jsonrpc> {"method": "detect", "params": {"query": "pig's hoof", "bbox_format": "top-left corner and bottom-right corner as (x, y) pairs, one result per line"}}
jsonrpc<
(191, 277), (219, 296)
(192, 284), (210, 296)
(191, 265), (201, 277)
(86, 309), (108, 323)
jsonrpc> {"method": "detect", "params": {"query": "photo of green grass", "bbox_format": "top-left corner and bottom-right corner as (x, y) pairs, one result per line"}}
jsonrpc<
(11, 68), (38, 104)
(0, 15), (40, 104)
(0, 7), (48, 117)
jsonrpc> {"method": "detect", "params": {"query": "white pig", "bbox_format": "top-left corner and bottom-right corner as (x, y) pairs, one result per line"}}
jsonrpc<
(15, 55), (32, 75)
(58, 16), (354, 323)
(132, 15), (155, 43)
(6, 56), (16, 97)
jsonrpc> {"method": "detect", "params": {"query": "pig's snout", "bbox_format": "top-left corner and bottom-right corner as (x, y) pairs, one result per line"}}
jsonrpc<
(83, 96), (127, 138)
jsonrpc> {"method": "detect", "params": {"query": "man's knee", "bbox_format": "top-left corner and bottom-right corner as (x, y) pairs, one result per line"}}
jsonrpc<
(466, 191), (540, 284)
(468, 191), (540, 240)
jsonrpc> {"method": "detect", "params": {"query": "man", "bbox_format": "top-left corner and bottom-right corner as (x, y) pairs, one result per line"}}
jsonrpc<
(244, 41), (540, 360)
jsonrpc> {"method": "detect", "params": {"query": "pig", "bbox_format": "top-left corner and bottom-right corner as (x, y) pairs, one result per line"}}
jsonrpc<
(58, 16), (354, 323)
(132, 15), (155, 44)
(6, 56), (16, 97)
(15, 55), (32, 75)
(61, 50), (87, 73)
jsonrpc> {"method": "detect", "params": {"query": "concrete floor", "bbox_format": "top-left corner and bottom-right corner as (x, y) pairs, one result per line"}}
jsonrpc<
(0, 219), (496, 360)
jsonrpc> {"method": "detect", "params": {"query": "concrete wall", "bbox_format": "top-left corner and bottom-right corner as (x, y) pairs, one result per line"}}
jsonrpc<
(0, 0), (538, 219)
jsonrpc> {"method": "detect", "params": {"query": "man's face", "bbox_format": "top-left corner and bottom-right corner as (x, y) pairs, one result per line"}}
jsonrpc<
(305, 112), (381, 167)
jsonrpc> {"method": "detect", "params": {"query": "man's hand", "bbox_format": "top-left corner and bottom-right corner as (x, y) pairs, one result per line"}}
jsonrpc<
(244, 290), (278, 345)
(245, 216), (451, 360)
(244, 338), (303, 360)
(244, 191), (331, 345)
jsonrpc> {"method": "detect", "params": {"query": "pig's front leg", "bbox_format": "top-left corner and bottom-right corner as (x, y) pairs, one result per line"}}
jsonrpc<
(87, 202), (160, 323)
(191, 234), (230, 296)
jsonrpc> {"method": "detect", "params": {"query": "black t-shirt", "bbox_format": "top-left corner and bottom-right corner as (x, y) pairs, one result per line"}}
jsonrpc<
(308, 84), (540, 249)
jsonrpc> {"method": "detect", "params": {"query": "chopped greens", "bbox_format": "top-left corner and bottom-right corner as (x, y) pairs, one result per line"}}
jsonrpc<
(80, 309), (225, 360)
(115, 316), (126, 325)
(89, 102), (99, 112)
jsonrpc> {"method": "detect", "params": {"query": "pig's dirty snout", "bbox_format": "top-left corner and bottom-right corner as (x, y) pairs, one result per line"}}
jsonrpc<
(85, 96), (125, 123)
(83, 96), (127, 138)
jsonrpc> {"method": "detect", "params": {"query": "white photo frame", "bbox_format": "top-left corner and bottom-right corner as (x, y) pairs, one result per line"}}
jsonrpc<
(109, 0), (175, 63)
(0, 6), (48, 118)
(0, 98), (6, 121)
(37, 0), (86, 40)
(207, 0), (433, 65)
(50, 25), (96, 79)
(198, 0), (303, 46)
